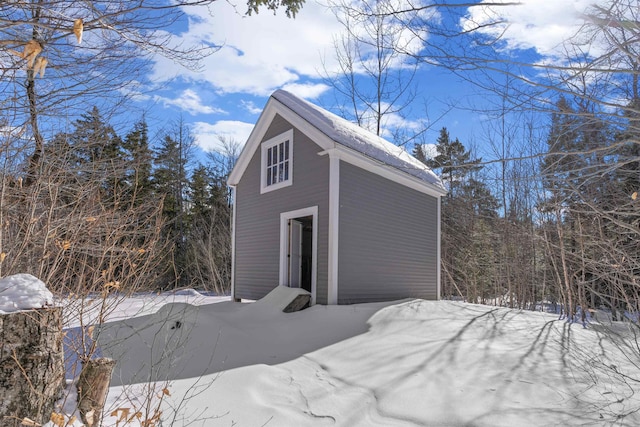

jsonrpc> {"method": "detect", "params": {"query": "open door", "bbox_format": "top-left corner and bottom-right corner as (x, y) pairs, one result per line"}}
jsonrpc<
(288, 219), (303, 288)
(280, 207), (317, 303)
(287, 216), (312, 292)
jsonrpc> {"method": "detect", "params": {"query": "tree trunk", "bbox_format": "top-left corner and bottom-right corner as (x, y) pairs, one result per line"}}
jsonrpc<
(0, 307), (65, 427)
(77, 357), (116, 427)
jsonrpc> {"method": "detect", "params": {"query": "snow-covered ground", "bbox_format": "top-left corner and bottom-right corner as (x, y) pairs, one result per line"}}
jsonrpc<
(0, 275), (623, 427)
(45, 287), (638, 426)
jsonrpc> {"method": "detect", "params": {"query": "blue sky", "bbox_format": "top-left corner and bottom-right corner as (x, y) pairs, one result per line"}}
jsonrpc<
(127, 0), (596, 159)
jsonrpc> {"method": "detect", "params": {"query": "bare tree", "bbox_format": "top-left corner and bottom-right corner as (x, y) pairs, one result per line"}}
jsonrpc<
(0, 0), (305, 185)
(184, 137), (240, 294)
(324, 0), (428, 145)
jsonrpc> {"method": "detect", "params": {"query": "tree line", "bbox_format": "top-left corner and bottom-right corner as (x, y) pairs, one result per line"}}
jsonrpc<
(415, 93), (640, 323)
(3, 0), (640, 324)
(0, 107), (235, 295)
(320, 0), (640, 323)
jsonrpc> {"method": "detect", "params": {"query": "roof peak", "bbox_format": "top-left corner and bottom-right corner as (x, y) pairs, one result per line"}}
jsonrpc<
(271, 90), (445, 191)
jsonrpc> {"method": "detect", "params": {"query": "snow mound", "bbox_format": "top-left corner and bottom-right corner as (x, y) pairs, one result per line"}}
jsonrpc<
(165, 288), (203, 297)
(0, 273), (54, 314)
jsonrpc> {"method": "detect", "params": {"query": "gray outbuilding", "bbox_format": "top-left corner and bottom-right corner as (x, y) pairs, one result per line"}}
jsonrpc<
(227, 90), (447, 305)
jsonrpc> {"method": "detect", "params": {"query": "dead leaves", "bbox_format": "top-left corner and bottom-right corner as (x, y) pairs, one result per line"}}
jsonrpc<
(8, 17), (83, 78)
(49, 413), (65, 426)
(9, 39), (44, 72)
(74, 19), (84, 44)
(33, 56), (48, 77)
(49, 413), (76, 427)
(111, 407), (143, 426)
(22, 40), (43, 68)
(56, 240), (72, 251)
(19, 412), (78, 427)
(632, 191), (638, 200)
(110, 388), (170, 427)
(104, 281), (121, 291)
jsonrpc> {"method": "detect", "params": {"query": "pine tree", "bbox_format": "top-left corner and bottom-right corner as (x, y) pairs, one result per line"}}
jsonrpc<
(184, 163), (233, 293)
(541, 97), (581, 210)
(153, 123), (193, 288)
(412, 143), (427, 164)
(427, 127), (481, 197)
(65, 106), (126, 204)
(189, 164), (212, 219)
(123, 119), (153, 207)
(416, 127), (498, 302)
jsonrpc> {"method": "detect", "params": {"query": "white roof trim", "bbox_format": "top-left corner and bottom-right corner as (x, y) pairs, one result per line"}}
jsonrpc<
(228, 91), (446, 197)
(228, 97), (334, 186)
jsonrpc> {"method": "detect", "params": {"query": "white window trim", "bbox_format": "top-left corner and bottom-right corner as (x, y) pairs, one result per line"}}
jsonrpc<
(260, 129), (294, 194)
(279, 206), (318, 305)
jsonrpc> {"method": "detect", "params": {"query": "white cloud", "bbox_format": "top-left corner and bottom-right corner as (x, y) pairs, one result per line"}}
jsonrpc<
(150, 1), (344, 96)
(192, 120), (255, 152)
(334, 0), (432, 63)
(119, 80), (152, 102)
(281, 82), (331, 99)
(462, 0), (595, 59)
(240, 100), (263, 115)
(355, 101), (427, 141)
(155, 89), (224, 115)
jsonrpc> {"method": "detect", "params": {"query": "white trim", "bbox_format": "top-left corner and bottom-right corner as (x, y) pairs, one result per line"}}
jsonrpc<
(437, 195), (442, 300)
(279, 206), (318, 305)
(227, 95), (446, 199)
(327, 155), (340, 305)
(228, 98), (333, 186)
(318, 146), (446, 198)
(230, 186), (237, 299)
(260, 129), (294, 194)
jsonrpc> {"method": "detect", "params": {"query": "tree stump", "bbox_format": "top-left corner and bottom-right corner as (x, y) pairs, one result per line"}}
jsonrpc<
(0, 307), (65, 427)
(77, 357), (116, 427)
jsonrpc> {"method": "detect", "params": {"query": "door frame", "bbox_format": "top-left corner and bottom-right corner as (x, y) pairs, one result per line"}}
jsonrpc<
(288, 218), (303, 288)
(279, 206), (318, 305)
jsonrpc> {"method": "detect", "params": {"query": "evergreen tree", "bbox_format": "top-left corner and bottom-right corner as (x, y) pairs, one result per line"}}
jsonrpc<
(427, 127), (481, 197)
(540, 96), (618, 319)
(189, 164), (213, 219)
(185, 162), (233, 294)
(412, 143), (428, 164)
(416, 127), (498, 302)
(154, 135), (185, 222)
(66, 107), (126, 204)
(123, 119), (153, 207)
(153, 123), (193, 288)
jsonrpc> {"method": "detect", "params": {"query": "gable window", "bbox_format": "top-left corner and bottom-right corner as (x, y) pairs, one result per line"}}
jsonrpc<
(261, 129), (293, 193)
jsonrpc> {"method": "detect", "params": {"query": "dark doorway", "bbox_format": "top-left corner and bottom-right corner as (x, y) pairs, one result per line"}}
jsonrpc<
(288, 215), (313, 293)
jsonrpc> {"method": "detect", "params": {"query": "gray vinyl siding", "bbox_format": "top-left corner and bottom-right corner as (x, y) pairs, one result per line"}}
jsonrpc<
(338, 161), (439, 303)
(234, 114), (330, 303)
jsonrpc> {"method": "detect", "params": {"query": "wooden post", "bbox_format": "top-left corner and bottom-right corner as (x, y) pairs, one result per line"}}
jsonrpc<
(77, 357), (116, 427)
(0, 307), (65, 427)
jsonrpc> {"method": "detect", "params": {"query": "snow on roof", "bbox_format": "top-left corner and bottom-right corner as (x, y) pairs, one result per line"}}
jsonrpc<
(272, 90), (445, 191)
(0, 273), (54, 314)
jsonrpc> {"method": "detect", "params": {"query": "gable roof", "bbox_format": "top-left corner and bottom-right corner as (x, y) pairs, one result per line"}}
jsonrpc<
(228, 90), (446, 196)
